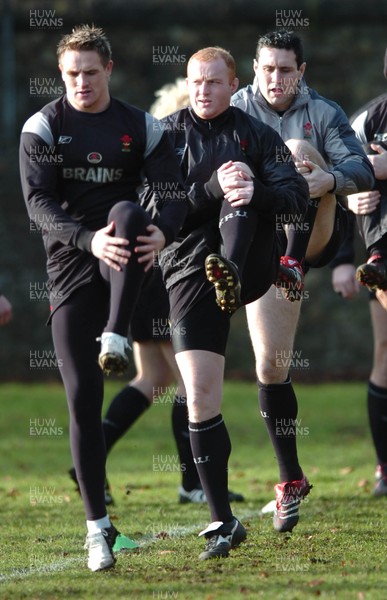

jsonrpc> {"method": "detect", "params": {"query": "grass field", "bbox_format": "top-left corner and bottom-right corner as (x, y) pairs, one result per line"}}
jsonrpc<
(1, 380), (386, 599)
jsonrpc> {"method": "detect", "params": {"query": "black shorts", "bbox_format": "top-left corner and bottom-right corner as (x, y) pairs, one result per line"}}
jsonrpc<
(167, 221), (279, 355)
(169, 273), (278, 357)
(169, 276), (231, 355)
(130, 269), (170, 342)
(308, 203), (349, 269)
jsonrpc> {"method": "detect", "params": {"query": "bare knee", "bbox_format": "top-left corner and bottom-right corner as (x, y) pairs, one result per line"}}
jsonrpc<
(131, 372), (175, 403)
(176, 350), (224, 422)
(285, 138), (327, 169)
(256, 355), (289, 385)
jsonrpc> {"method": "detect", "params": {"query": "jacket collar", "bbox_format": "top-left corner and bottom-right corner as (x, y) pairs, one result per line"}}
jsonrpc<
(188, 106), (233, 131)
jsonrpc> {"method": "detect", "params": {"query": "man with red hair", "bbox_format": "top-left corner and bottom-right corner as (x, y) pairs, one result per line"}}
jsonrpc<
(152, 46), (309, 559)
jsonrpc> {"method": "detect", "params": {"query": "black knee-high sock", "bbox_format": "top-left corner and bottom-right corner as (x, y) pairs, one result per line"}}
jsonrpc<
(103, 386), (150, 453)
(368, 381), (387, 464)
(219, 202), (258, 273)
(258, 378), (303, 482)
(284, 198), (320, 263)
(171, 395), (200, 490)
(189, 414), (233, 523)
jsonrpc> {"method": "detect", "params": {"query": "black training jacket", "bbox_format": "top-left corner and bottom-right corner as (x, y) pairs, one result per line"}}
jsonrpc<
(149, 106), (310, 289)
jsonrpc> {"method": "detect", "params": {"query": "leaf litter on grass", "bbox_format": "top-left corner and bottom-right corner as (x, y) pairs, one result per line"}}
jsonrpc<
(1, 381), (387, 599)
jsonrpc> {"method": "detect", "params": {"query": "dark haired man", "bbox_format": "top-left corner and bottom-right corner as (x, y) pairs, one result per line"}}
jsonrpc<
(19, 24), (187, 571)
(232, 30), (373, 533)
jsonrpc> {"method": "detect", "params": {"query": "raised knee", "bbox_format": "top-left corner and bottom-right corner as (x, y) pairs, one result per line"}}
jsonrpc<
(285, 138), (305, 158)
(286, 138), (326, 169)
(108, 200), (151, 235)
(109, 200), (147, 220)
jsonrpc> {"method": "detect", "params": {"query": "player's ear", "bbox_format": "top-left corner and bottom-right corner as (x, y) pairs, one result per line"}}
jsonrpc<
(230, 77), (239, 94)
(106, 60), (114, 76)
(298, 62), (306, 79)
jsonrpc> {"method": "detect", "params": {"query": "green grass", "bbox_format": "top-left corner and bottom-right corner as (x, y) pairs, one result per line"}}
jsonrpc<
(1, 381), (387, 599)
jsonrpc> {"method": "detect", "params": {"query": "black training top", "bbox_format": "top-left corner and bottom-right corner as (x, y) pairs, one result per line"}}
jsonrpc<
(331, 93), (387, 268)
(147, 106), (309, 289)
(351, 92), (387, 200)
(19, 95), (187, 312)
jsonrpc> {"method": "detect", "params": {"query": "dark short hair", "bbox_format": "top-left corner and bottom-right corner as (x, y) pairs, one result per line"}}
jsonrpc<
(256, 31), (304, 68)
(57, 24), (112, 66)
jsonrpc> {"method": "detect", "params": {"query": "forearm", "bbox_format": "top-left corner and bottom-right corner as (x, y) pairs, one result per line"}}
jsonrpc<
(325, 117), (375, 195)
(330, 156), (375, 196)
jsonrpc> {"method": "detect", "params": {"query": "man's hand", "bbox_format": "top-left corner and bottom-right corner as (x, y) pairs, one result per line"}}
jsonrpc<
(347, 190), (380, 215)
(217, 160), (254, 207)
(218, 160), (255, 179)
(332, 264), (360, 299)
(368, 144), (387, 180)
(91, 221), (130, 272)
(295, 159), (335, 198)
(0, 295), (12, 326)
(135, 224), (166, 272)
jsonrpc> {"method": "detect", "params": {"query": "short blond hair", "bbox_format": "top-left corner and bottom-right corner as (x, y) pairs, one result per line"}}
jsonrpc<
(187, 47), (236, 80)
(149, 78), (190, 119)
(57, 24), (112, 66)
